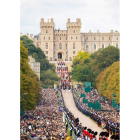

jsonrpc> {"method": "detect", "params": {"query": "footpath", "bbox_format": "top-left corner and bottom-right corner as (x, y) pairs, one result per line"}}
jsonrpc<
(62, 90), (103, 140)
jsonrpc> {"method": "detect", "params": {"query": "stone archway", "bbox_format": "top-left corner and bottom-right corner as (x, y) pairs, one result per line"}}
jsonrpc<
(58, 52), (62, 59)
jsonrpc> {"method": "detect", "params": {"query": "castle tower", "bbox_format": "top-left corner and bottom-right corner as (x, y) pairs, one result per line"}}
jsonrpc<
(66, 18), (82, 61)
(40, 18), (55, 60)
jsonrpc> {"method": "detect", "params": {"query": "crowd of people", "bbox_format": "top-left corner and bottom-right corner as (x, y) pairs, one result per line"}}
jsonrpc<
(62, 88), (120, 140)
(72, 89), (120, 138)
(20, 89), (71, 140)
(20, 59), (120, 140)
(57, 61), (71, 90)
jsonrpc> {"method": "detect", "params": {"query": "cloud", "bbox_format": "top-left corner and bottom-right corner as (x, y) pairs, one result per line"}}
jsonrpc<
(20, 0), (120, 35)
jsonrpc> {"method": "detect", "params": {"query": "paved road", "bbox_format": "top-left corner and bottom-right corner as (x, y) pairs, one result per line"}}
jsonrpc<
(62, 90), (103, 139)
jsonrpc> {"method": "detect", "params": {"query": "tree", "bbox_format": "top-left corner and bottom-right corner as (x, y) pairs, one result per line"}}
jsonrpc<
(73, 51), (90, 66)
(20, 35), (59, 87)
(20, 41), (42, 111)
(88, 46), (120, 88)
(71, 64), (90, 82)
(71, 46), (119, 88)
(40, 69), (61, 87)
(96, 61), (120, 103)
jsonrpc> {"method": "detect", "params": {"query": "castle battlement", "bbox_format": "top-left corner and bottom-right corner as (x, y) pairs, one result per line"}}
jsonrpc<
(20, 32), (34, 40)
(40, 18), (55, 28)
(22, 18), (120, 62)
(66, 18), (81, 28)
(54, 30), (67, 35)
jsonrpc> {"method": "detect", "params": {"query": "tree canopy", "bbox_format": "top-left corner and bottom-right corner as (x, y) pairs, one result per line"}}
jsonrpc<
(87, 46), (120, 88)
(20, 35), (59, 87)
(96, 61), (120, 103)
(71, 46), (120, 88)
(20, 41), (42, 111)
(72, 51), (90, 66)
(71, 51), (91, 82)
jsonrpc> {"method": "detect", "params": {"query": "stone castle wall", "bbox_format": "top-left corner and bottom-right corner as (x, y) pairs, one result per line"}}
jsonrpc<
(21, 18), (120, 61)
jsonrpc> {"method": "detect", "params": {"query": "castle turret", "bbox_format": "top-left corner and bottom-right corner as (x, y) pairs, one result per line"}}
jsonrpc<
(67, 18), (82, 61)
(40, 18), (54, 60)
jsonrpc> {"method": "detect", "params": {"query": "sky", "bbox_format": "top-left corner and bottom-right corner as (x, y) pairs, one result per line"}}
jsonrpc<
(20, 0), (120, 35)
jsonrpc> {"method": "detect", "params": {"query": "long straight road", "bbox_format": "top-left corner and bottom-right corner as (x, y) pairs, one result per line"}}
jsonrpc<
(62, 90), (103, 139)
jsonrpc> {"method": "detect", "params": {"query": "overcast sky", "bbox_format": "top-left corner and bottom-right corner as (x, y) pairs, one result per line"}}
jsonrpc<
(20, 0), (120, 35)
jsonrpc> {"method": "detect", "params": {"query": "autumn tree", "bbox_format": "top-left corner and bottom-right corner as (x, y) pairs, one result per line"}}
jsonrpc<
(96, 61), (120, 103)
(87, 46), (120, 88)
(20, 41), (42, 111)
(20, 35), (59, 87)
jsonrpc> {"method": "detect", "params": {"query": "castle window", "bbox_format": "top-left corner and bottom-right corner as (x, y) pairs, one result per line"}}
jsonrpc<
(94, 37), (96, 40)
(116, 37), (118, 40)
(76, 37), (77, 40)
(54, 44), (55, 49)
(66, 51), (67, 54)
(66, 44), (67, 49)
(46, 43), (48, 49)
(102, 44), (104, 48)
(71, 37), (72, 40)
(37, 38), (38, 40)
(87, 37), (88, 40)
(93, 44), (96, 50)
(74, 30), (75, 33)
(44, 37), (45, 40)
(102, 37), (104, 40)
(73, 43), (76, 49)
(116, 43), (118, 48)
(66, 37), (67, 40)
(54, 37), (55, 40)
(86, 45), (88, 50)
(46, 30), (48, 33)
(46, 51), (48, 54)
(54, 51), (55, 54)
(73, 51), (76, 54)
(59, 43), (62, 49)
(60, 37), (61, 40)
(109, 37), (110, 40)
(49, 37), (50, 40)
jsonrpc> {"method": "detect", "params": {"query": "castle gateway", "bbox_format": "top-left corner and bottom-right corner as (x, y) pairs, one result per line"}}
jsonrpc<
(22, 18), (120, 61)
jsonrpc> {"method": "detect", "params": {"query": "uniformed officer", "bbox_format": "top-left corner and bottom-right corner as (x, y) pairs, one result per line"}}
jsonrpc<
(110, 135), (115, 140)
(105, 132), (109, 140)
(99, 132), (103, 140)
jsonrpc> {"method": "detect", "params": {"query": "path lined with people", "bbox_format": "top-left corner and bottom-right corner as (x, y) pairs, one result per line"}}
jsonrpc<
(62, 90), (103, 140)
(57, 60), (71, 90)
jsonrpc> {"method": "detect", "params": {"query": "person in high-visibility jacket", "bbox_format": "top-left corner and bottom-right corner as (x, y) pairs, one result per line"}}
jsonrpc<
(66, 135), (70, 140)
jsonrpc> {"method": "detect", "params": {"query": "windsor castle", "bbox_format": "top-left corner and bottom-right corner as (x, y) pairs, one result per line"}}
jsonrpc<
(20, 18), (120, 61)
